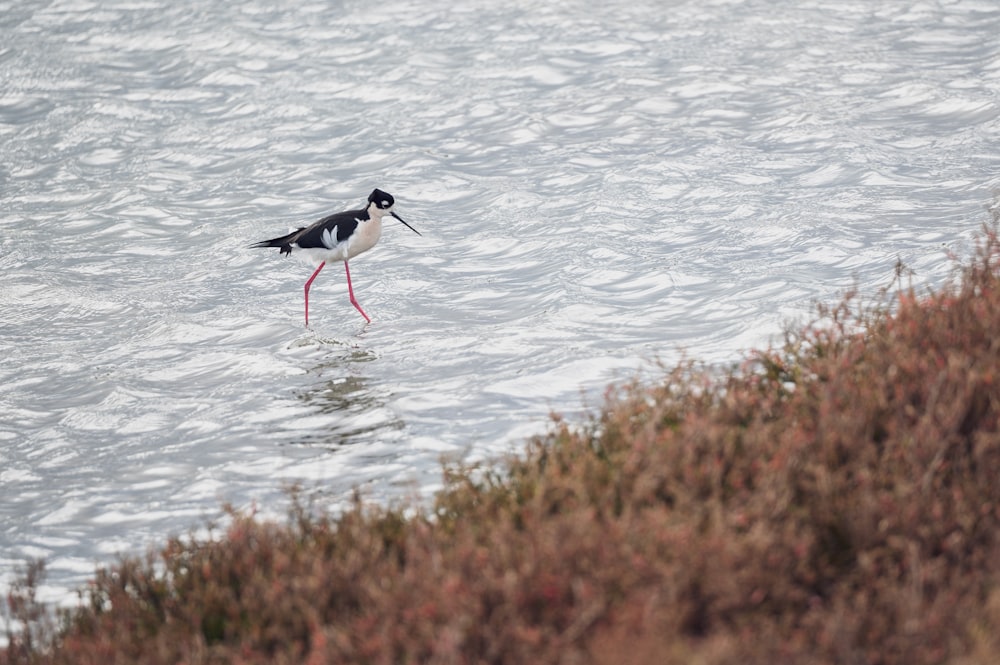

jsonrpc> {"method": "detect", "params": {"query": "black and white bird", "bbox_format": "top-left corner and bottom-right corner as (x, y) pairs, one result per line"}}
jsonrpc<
(251, 188), (420, 326)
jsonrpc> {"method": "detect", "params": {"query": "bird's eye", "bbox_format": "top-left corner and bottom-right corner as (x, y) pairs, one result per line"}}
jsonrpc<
(381, 200), (390, 208)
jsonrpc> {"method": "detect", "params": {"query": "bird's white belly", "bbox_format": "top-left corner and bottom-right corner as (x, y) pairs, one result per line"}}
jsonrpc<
(345, 218), (382, 258)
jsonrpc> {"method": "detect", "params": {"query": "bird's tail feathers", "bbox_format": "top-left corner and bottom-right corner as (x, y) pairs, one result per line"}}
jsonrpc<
(250, 228), (305, 256)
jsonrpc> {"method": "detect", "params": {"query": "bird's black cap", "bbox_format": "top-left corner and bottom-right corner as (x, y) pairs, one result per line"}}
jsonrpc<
(369, 189), (395, 210)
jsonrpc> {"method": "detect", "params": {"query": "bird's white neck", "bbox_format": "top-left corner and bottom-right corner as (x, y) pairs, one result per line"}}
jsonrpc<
(366, 201), (388, 221)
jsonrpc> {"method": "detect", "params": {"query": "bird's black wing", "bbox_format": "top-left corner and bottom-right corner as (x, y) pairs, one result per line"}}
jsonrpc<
(291, 208), (367, 249)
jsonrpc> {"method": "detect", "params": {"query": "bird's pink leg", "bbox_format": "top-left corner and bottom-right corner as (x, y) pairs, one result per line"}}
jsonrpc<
(344, 260), (370, 323)
(303, 261), (326, 327)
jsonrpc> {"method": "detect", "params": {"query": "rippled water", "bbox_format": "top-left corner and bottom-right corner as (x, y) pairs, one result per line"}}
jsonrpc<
(2, 0), (999, 604)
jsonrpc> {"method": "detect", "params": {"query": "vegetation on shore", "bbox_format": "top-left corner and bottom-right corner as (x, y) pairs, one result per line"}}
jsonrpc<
(4, 222), (1000, 664)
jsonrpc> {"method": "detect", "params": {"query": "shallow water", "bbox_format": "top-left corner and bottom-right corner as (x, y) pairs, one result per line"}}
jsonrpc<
(2, 0), (999, 605)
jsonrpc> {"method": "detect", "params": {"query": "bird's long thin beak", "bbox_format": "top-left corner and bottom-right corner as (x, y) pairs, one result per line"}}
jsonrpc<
(391, 211), (421, 236)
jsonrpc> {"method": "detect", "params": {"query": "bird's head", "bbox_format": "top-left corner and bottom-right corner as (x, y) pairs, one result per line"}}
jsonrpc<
(368, 188), (421, 236)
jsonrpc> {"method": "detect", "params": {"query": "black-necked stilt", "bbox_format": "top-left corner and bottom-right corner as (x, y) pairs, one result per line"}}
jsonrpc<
(251, 188), (420, 326)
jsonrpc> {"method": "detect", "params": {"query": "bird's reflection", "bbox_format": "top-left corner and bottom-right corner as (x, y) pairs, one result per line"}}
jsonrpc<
(290, 350), (404, 450)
